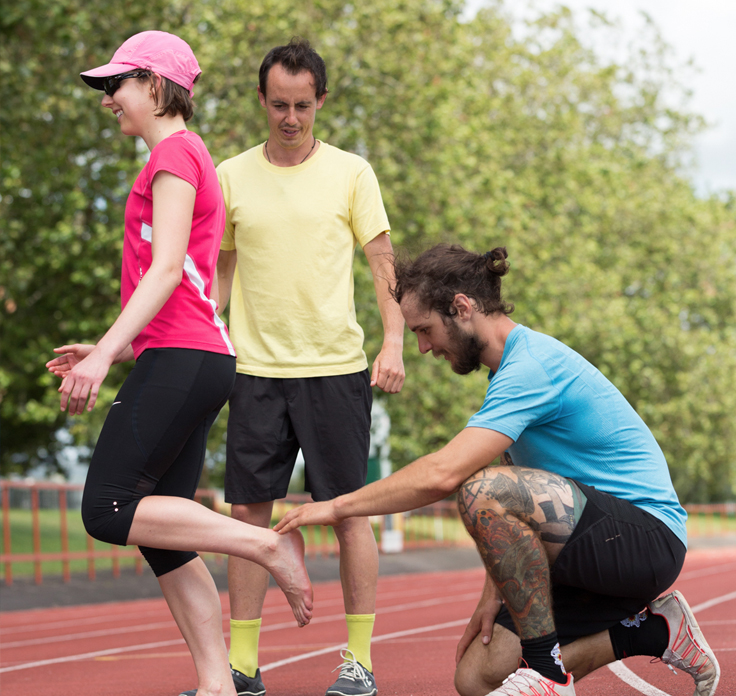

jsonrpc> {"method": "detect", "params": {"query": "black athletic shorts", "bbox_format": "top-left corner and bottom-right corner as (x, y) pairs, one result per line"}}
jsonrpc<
(494, 481), (687, 644)
(225, 371), (372, 504)
(82, 348), (236, 576)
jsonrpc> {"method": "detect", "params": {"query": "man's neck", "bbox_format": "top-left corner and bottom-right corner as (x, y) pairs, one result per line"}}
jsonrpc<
(264, 136), (319, 167)
(479, 315), (517, 373)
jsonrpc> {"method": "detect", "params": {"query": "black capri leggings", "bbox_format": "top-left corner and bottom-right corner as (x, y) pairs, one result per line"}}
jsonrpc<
(81, 348), (235, 576)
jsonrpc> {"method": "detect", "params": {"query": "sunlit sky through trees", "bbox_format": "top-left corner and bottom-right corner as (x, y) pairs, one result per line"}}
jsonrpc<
(468, 0), (736, 196)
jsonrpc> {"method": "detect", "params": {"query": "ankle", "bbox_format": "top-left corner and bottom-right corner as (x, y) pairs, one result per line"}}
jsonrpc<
(520, 633), (568, 685)
(609, 609), (669, 660)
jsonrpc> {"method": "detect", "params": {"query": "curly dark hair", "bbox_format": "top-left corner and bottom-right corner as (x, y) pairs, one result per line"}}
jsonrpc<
(259, 37), (328, 98)
(392, 244), (514, 320)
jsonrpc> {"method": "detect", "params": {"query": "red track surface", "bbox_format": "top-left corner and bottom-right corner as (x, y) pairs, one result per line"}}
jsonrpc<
(2, 547), (734, 696)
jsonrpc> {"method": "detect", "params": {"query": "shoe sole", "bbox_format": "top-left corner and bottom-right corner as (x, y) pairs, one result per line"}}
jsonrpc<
(178, 685), (265, 695)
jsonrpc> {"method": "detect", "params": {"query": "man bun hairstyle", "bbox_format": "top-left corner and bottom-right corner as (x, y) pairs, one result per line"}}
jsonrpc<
(259, 37), (328, 98)
(392, 244), (514, 320)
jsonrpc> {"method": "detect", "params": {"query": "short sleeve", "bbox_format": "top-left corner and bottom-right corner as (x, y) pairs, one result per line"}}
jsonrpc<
(466, 361), (560, 441)
(148, 135), (203, 191)
(216, 164), (236, 251)
(350, 161), (391, 248)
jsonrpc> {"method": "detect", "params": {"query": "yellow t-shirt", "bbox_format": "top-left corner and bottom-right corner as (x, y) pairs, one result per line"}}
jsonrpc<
(217, 141), (391, 378)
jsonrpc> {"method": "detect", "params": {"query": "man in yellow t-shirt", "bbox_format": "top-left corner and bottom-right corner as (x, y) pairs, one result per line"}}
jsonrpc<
(212, 39), (405, 696)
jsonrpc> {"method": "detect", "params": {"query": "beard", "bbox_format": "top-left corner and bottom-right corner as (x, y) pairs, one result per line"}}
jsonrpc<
(445, 321), (488, 375)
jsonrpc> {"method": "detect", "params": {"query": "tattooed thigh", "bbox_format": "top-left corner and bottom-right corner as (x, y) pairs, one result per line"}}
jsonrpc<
(457, 466), (585, 547)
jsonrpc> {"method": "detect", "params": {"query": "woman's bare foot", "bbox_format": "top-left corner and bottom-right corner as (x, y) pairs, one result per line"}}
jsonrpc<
(267, 529), (313, 626)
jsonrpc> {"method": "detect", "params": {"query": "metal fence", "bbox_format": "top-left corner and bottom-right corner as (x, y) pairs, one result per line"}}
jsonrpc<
(3, 481), (733, 587)
(685, 502), (736, 538)
(0, 481), (472, 586)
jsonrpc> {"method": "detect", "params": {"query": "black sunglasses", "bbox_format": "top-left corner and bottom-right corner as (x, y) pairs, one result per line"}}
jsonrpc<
(103, 70), (149, 97)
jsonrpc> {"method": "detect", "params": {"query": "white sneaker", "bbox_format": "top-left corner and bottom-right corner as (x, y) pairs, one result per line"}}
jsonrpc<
(484, 668), (575, 695)
(649, 590), (720, 696)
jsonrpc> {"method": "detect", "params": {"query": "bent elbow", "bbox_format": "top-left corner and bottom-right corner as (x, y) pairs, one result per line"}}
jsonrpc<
(159, 266), (185, 291)
(424, 457), (463, 499)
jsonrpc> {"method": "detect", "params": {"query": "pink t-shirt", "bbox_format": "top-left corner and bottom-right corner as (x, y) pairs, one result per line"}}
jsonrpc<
(122, 130), (234, 359)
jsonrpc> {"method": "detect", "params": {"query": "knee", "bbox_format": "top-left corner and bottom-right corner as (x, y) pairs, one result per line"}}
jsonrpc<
(454, 659), (480, 696)
(81, 503), (118, 545)
(81, 492), (133, 546)
(333, 515), (373, 544)
(139, 547), (198, 577)
(454, 651), (505, 696)
(231, 502), (272, 527)
(456, 466), (513, 536)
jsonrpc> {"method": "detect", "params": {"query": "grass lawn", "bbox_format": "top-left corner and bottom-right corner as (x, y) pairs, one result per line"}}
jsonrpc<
(1, 505), (474, 580)
(1, 508), (141, 580)
(12, 503), (724, 582)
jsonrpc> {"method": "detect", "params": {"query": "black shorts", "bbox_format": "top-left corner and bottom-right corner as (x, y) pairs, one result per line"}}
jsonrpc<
(494, 481), (686, 644)
(225, 371), (372, 504)
(82, 348), (236, 576)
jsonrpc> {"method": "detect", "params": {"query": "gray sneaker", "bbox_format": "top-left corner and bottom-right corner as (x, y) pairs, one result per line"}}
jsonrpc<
(325, 649), (377, 696)
(178, 666), (266, 696)
(649, 590), (720, 696)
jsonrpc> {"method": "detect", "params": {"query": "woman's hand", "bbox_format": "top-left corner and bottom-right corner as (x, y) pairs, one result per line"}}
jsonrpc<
(55, 346), (115, 414)
(46, 344), (96, 379)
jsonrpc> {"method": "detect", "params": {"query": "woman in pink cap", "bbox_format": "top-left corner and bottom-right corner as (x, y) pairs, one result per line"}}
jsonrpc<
(47, 31), (312, 696)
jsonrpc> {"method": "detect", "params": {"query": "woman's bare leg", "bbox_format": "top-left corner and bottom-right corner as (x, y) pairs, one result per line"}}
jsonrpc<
(158, 557), (235, 696)
(128, 495), (313, 625)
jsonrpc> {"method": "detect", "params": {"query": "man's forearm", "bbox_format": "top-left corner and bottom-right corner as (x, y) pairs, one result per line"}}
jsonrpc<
(365, 232), (405, 343)
(333, 452), (456, 519)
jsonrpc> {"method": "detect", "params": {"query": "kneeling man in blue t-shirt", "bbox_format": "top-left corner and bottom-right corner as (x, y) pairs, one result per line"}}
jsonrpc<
(276, 244), (719, 696)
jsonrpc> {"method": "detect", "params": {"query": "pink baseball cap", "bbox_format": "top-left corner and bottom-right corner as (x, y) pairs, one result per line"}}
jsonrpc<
(80, 31), (201, 96)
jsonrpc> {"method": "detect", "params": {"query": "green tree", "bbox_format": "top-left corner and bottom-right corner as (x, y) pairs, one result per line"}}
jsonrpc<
(2, 0), (735, 502)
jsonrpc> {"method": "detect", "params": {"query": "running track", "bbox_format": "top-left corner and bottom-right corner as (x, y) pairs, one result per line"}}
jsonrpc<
(1, 547), (734, 696)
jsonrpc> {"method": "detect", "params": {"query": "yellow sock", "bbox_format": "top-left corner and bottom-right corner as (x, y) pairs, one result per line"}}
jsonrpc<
(229, 618), (262, 678)
(346, 613), (375, 672)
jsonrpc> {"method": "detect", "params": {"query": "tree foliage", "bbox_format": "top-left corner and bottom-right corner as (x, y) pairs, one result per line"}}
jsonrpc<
(2, 0), (735, 501)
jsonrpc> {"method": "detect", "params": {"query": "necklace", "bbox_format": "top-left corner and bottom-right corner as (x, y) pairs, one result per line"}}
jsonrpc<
(264, 136), (316, 165)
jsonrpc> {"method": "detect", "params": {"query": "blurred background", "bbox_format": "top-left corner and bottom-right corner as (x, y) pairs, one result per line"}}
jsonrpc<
(2, 0), (735, 504)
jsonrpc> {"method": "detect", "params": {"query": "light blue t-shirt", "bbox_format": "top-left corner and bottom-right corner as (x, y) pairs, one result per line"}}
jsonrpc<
(466, 325), (687, 547)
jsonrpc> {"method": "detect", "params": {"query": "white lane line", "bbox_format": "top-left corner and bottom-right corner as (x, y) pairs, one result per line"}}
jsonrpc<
(261, 619), (469, 672)
(0, 608), (172, 636)
(0, 637), (187, 674)
(607, 662), (672, 696)
(0, 579), (483, 637)
(1, 590), (478, 650)
(678, 561), (736, 581)
(2, 621), (176, 649)
(607, 588), (736, 695)
(692, 590), (736, 613)
(0, 594), (477, 673)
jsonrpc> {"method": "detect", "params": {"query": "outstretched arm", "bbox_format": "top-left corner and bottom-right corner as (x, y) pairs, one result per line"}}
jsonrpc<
(55, 171), (195, 414)
(363, 232), (405, 394)
(274, 427), (513, 531)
